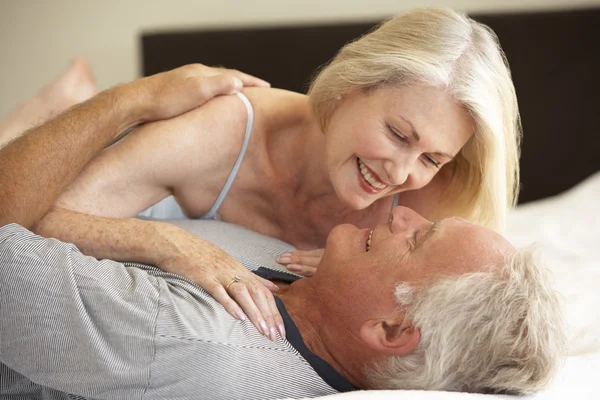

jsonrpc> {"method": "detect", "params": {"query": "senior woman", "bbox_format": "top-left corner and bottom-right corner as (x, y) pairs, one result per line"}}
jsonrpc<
(35, 8), (521, 340)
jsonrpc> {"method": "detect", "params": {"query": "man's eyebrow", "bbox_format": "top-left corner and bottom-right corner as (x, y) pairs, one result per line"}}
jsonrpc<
(415, 220), (441, 251)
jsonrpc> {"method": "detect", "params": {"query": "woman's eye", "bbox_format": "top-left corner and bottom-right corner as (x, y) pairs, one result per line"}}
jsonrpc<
(386, 123), (441, 168)
(424, 155), (441, 168)
(386, 123), (409, 143)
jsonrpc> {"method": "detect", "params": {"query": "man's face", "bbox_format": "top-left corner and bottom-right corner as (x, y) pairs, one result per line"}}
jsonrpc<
(312, 207), (515, 323)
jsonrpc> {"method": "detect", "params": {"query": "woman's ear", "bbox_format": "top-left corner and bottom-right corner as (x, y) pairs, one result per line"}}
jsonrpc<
(359, 317), (420, 356)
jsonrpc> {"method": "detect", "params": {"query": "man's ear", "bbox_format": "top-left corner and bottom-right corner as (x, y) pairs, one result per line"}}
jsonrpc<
(359, 316), (420, 356)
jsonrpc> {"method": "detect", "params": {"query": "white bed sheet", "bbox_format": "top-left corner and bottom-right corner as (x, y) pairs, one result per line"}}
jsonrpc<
(297, 171), (600, 400)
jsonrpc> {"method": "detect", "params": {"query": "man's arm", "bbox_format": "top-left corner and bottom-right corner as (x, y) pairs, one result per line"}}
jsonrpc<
(0, 89), (132, 229)
(0, 64), (269, 228)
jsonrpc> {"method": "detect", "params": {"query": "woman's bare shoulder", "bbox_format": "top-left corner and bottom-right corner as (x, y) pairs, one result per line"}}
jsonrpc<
(241, 87), (309, 130)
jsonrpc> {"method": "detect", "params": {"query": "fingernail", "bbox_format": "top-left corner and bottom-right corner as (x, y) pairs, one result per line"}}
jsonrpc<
(278, 256), (291, 264)
(287, 264), (302, 272)
(235, 310), (246, 321)
(260, 320), (269, 336)
(270, 327), (278, 341)
(279, 323), (286, 338)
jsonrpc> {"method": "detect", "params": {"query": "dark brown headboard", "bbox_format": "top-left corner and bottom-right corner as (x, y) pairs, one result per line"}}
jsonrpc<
(141, 8), (600, 204)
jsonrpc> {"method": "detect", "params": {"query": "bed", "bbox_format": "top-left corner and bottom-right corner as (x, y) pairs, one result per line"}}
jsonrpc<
(140, 6), (600, 399)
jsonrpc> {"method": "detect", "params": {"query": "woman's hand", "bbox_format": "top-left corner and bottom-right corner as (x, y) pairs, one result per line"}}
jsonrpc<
(158, 229), (285, 341)
(35, 207), (285, 340)
(277, 249), (324, 277)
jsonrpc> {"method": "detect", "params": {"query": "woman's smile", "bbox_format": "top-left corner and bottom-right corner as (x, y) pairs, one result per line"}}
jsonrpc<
(357, 157), (389, 194)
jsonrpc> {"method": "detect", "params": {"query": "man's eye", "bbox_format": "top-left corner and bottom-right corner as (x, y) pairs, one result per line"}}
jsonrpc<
(409, 229), (420, 251)
(408, 240), (416, 251)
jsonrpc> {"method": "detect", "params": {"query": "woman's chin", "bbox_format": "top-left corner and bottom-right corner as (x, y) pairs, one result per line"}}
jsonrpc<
(339, 191), (376, 210)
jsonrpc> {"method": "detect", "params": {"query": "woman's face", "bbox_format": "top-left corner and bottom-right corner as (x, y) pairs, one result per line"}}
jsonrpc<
(324, 84), (474, 210)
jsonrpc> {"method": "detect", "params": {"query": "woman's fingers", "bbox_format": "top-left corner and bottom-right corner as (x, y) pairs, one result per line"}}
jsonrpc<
(268, 292), (286, 338)
(227, 282), (268, 336)
(278, 249), (324, 274)
(286, 265), (318, 277)
(227, 279), (283, 340)
(246, 284), (280, 341)
(255, 275), (280, 292)
(254, 275), (284, 337)
(207, 281), (247, 321)
(158, 234), (283, 340)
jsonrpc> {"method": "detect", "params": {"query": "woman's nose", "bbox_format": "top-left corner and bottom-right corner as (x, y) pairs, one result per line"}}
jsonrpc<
(383, 155), (419, 186)
(390, 206), (432, 231)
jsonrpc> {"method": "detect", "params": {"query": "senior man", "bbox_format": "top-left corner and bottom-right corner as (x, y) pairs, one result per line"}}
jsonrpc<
(0, 204), (565, 399)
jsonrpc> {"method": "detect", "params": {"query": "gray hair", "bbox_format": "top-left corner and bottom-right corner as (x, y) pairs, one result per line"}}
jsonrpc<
(308, 7), (521, 231)
(365, 246), (566, 394)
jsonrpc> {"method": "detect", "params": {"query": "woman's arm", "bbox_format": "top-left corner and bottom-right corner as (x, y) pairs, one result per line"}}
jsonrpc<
(52, 93), (251, 218)
(35, 206), (284, 340)
(0, 64), (268, 228)
(34, 92), (285, 340)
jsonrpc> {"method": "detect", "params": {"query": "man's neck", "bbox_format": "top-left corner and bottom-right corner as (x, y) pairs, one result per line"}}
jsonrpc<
(276, 283), (365, 388)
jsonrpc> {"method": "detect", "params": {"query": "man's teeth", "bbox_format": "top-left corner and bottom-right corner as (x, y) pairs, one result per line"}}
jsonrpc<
(367, 230), (373, 252)
(358, 159), (387, 190)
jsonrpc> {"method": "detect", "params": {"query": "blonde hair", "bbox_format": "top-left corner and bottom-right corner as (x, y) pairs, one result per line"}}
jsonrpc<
(308, 7), (521, 231)
(365, 247), (566, 394)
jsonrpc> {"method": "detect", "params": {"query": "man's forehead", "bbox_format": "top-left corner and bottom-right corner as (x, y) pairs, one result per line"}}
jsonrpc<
(425, 218), (514, 273)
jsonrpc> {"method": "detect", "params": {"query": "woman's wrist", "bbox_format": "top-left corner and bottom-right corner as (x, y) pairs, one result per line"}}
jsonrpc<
(144, 220), (189, 267)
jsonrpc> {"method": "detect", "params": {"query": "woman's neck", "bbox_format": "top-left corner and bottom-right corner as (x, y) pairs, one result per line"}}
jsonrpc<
(264, 93), (352, 216)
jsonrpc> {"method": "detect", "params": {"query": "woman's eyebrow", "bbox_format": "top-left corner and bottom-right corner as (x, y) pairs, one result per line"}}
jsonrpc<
(400, 116), (419, 140)
(433, 151), (455, 160)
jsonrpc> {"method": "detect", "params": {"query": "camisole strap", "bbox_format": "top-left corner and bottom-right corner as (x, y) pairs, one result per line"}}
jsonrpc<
(201, 92), (254, 220)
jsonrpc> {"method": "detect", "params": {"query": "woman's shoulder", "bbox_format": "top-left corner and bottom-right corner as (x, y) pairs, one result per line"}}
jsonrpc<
(181, 87), (304, 142)
(241, 86), (304, 108)
(241, 87), (310, 133)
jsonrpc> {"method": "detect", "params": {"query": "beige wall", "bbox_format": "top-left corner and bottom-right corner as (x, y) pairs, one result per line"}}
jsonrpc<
(0, 0), (598, 116)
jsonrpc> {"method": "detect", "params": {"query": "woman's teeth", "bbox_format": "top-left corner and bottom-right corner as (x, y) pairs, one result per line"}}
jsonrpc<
(367, 230), (373, 252)
(358, 159), (387, 190)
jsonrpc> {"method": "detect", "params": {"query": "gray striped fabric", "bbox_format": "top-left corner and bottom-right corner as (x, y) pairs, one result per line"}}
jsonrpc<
(0, 221), (341, 399)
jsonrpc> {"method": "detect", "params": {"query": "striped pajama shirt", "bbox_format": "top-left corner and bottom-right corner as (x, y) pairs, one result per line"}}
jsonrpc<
(0, 220), (354, 399)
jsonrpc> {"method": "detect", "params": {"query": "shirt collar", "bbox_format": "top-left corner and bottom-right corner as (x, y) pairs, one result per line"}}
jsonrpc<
(253, 267), (355, 392)
(273, 297), (355, 392)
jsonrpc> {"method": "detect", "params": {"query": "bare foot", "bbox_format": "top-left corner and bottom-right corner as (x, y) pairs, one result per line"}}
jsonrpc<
(38, 57), (97, 113)
(0, 58), (98, 147)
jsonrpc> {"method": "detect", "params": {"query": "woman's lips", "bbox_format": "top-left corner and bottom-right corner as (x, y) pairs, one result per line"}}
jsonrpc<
(357, 158), (388, 194)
